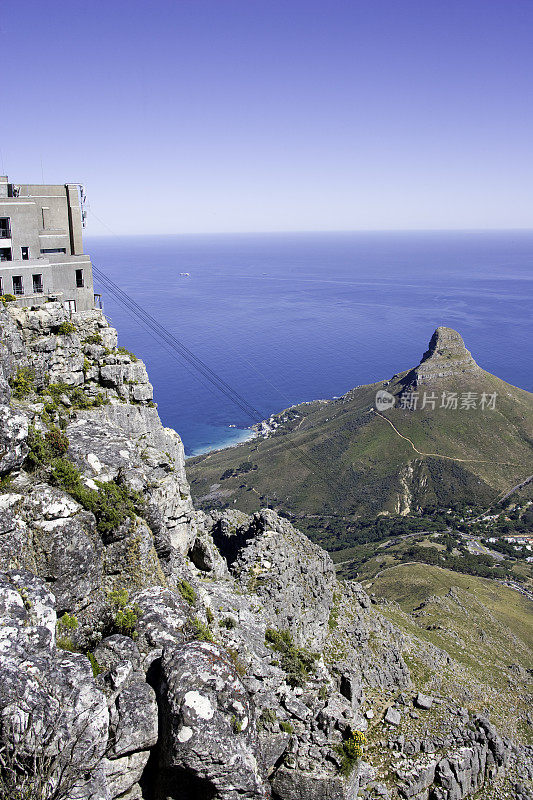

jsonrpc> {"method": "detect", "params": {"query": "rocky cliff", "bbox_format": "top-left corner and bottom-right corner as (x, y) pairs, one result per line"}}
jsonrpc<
(0, 302), (530, 800)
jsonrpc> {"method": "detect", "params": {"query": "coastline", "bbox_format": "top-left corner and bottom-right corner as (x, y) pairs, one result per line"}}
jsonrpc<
(186, 426), (257, 458)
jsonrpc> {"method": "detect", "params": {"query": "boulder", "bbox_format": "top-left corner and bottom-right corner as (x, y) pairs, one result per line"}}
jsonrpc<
(109, 681), (158, 757)
(415, 692), (434, 710)
(159, 640), (268, 799)
(271, 765), (360, 800)
(384, 707), (401, 726)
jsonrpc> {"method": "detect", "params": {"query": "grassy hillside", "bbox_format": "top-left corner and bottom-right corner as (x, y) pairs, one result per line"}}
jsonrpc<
(367, 563), (533, 744)
(188, 365), (533, 532)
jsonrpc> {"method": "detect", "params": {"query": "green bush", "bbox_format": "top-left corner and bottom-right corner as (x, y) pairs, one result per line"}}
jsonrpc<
(225, 646), (246, 677)
(48, 457), (144, 537)
(265, 628), (317, 687)
(26, 429), (143, 538)
(257, 708), (277, 731)
(57, 320), (76, 335)
(56, 612), (79, 651)
(45, 427), (69, 456)
(189, 617), (214, 642)
(26, 426), (69, 470)
(57, 612), (78, 632)
(87, 652), (104, 677)
(335, 730), (366, 777)
(107, 588), (141, 639)
(0, 293), (16, 304)
(83, 332), (103, 346)
(117, 345), (137, 362)
(230, 714), (243, 733)
(10, 367), (35, 398)
(42, 382), (109, 411)
(279, 721), (294, 734)
(178, 579), (197, 605)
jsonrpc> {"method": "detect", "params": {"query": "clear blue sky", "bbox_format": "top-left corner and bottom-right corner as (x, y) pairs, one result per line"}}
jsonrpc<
(2, 0), (532, 233)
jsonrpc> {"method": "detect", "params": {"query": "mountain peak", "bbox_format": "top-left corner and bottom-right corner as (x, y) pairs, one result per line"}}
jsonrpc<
(411, 327), (481, 384)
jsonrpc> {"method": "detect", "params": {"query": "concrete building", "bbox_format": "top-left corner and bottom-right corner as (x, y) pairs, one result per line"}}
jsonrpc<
(0, 175), (95, 311)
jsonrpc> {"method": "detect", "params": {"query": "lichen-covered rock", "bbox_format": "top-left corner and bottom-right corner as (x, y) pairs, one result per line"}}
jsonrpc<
(271, 765), (360, 800)
(0, 404), (28, 474)
(109, 681), (158, 757)
(159, 640), (269, 799)
(0, 570), (109, 800)
(0, 485), (103, 611)
(206, 508), (336, 649)
(134, 586), (192, 655)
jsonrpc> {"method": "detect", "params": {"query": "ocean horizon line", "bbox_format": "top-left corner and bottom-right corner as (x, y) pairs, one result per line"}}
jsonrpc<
(85, 226), (533, 239)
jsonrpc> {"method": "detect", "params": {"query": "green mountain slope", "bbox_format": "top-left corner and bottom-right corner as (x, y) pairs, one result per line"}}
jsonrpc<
(366, 563), (533, 744)
(189, 328), (533, 529)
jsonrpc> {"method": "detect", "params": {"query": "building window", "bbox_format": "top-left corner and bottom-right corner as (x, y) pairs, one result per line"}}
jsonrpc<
(0, 277), (3, 294)
(32, 274), (43, 294)
(42, 207), (50, 229)
(12, 276), (24, 296)
(40, 248), (66, 254)
(0, 218), (11, 239)
(21, 246), (29, 260)
(0, 248), (12, 262)
(75, 269), (84, 288)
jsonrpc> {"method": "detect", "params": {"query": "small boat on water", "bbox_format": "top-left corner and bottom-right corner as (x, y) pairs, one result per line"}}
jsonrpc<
(179, 272), (190, 277)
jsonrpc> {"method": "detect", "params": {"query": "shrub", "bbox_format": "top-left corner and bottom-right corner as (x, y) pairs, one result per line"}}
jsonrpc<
(225, 646), (246, 677)
(87, 652), (104, 678)
(43, 382), (109, 411)
(178, 579), (197, 605)
(10, 367), (35, 398)
(257, 708), (277, 731)
(335, 730), (366, 777)
(56, 612), (79, 651)
(0, 293), (16, 304)
(230, 715), (243, 733)
(0, 700), (104, 799)
(188, 617), (214, 642)
(117, 345), (137, 362)
(49, 460), (143, 537)
(279, 721), (294, 734)
(265, 628), (317, 687)
(328, 605), (339, 630)
(26, 427), (69, 470)
(26, 430), (143, 537)
(57, 320), (76, 335)
(107, 588), (141, 639)
(83, 332), (103, 346)
(222, 616), (237, 629)
(45, 427), (69, 457)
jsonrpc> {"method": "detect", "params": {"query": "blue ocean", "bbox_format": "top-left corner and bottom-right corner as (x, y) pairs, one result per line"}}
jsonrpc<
(86, 231), (533, 456)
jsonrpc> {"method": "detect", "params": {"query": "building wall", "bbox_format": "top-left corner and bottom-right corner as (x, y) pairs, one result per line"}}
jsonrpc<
(0, 176), (94, 312)
(0, 256), (94, 311)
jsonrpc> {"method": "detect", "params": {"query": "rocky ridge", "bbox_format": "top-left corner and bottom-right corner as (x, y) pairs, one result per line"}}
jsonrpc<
(405, 327), (482, 386)
(0, 301), (530, 800)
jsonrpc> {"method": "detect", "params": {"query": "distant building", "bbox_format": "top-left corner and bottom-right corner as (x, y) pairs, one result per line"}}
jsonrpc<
(0, 176), (95, 311)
